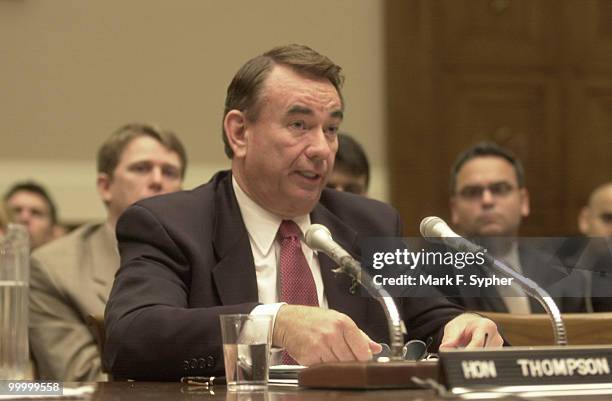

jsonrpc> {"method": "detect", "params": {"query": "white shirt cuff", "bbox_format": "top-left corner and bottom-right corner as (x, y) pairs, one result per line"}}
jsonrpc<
(251, 302), (287, 348)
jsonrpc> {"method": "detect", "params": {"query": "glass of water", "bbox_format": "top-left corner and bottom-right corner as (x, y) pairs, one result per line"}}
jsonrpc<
(219, 314), (272, 391)
(0, 224), (30, 380)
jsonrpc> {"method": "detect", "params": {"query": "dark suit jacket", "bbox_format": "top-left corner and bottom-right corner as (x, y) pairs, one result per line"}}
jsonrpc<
(104, 171), (465, 381)
(447, 244), (587, 314)
(555, 236), (612, 312)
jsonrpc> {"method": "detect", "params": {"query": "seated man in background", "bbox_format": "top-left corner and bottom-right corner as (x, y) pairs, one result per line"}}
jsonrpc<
(4, 181), (61, 250)
(29, 123), (187, 381)
(326, 132), (369, 195)
(104, 44), (502, 381)
(448, 142), (586, 314)
(579, 182), (612, 238)
(575, 182), (612, 311)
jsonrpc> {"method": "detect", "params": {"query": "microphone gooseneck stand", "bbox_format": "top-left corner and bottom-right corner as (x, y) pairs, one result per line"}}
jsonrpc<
(420, 216), (568, 346)
(330, 253), (407, 360)
(304, 224), (407, 361)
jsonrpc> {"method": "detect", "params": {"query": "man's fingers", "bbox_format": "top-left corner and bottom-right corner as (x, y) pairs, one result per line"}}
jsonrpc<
(343, 328), (375, 361)
(440, 323), (467, 349)
(330, 331), (357, 362)
(439, 338), (459, 350)
(441, 313), (503, 349)
(295, 341), (336, 366)
(465, 329), (486, 349)
(277, 306), (380, 364)
(466, 329), (504, 348)
(485, 332), (504, 348)
(319, 345), (339, 364)
(369, 339), (383, 355)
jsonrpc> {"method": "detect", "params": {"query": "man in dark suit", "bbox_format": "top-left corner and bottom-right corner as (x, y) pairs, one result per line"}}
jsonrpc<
(448, 142), (586, 313)
(104, 44), (502, 381)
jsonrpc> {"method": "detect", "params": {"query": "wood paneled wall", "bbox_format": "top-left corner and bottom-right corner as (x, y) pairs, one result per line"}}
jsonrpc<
(386, 0), (612, 236)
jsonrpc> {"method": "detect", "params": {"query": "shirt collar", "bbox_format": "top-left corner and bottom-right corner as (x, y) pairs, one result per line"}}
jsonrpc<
(232, 176), (311, 255)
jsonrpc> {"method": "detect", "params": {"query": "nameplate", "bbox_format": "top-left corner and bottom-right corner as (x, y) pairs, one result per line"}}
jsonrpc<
(440, 346), (612, 394)
(298, 360), (440, 389)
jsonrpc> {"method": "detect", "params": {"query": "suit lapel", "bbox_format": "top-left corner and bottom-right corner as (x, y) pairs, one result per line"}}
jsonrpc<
(89, 224), (120, 304)
(211, 173), (259, 305)
(311, 203), (368, 322)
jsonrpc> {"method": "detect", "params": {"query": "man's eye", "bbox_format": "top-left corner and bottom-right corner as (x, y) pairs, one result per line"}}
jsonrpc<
(163, 167), (181, 179)
(130, 164), (151, 174)
(489, 182), (513, 195)
(325, 126), (339, 135)
(600, 213), (612, 224)
(459, 186), (483, 199)
(289, 121), (306, 130)
(30, 209), (47, 218)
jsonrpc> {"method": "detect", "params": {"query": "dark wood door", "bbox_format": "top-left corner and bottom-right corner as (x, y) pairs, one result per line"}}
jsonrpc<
(386, 0), (612, 236)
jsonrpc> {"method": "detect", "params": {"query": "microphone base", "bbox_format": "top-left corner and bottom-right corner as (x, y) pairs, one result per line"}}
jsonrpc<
(297, 360), (439, 389)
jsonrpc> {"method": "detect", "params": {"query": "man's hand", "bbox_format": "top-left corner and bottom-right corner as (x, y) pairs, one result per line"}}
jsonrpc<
(273, 305), (382, 366)
(439, 313), (503, 350)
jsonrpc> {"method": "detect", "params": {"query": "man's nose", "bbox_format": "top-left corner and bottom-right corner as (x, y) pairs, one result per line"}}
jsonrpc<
(14, 210), (32, 225)
(481, 188), (495, 206)
(305, 128), (333, 160)
(149, 168), (164, 191)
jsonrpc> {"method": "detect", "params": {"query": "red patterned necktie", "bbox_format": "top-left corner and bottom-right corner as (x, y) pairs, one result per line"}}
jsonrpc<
(278, 220), (319, 364)
(278, 220), (319, 307)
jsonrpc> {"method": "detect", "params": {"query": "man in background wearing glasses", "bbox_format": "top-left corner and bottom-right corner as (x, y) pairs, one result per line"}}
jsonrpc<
(447, 142), (586, 314)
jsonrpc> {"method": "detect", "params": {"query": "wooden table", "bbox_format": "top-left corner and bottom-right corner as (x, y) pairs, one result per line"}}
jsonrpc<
(85, 381), (612, 401)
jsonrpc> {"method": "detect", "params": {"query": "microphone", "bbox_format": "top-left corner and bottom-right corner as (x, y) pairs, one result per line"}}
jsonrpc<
(420, 216), (458, 238)
(305, 224), (352, 260)
(305, 224), (406, 360)
(419, 216), (567, 346)
(305, 225), (359, 275)
(420, 216), (480, 254)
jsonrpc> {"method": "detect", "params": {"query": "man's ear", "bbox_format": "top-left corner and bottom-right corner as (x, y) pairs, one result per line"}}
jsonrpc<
(578, 206), (591, 235)
(519, 187), (530, 218)
(96, 172), (112, 204)
(224, 110), (248, 158)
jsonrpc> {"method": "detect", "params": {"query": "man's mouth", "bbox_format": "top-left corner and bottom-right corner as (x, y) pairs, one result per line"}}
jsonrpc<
(297, 171), (321, 180)
(478, 217), (503, 228)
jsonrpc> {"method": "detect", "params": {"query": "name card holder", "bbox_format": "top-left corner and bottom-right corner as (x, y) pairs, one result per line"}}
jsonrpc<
(298, 360), (440, 389)
(440, 345), (612, 395)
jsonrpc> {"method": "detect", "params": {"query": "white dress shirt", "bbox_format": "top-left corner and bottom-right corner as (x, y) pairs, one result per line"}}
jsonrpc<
(231, 177), (328, 320)
(495, 243), (531, 314)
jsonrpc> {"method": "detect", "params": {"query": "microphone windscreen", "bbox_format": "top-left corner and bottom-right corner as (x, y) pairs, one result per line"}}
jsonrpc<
(419, 216), (445, 237)
(305, 224), (332, 252)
